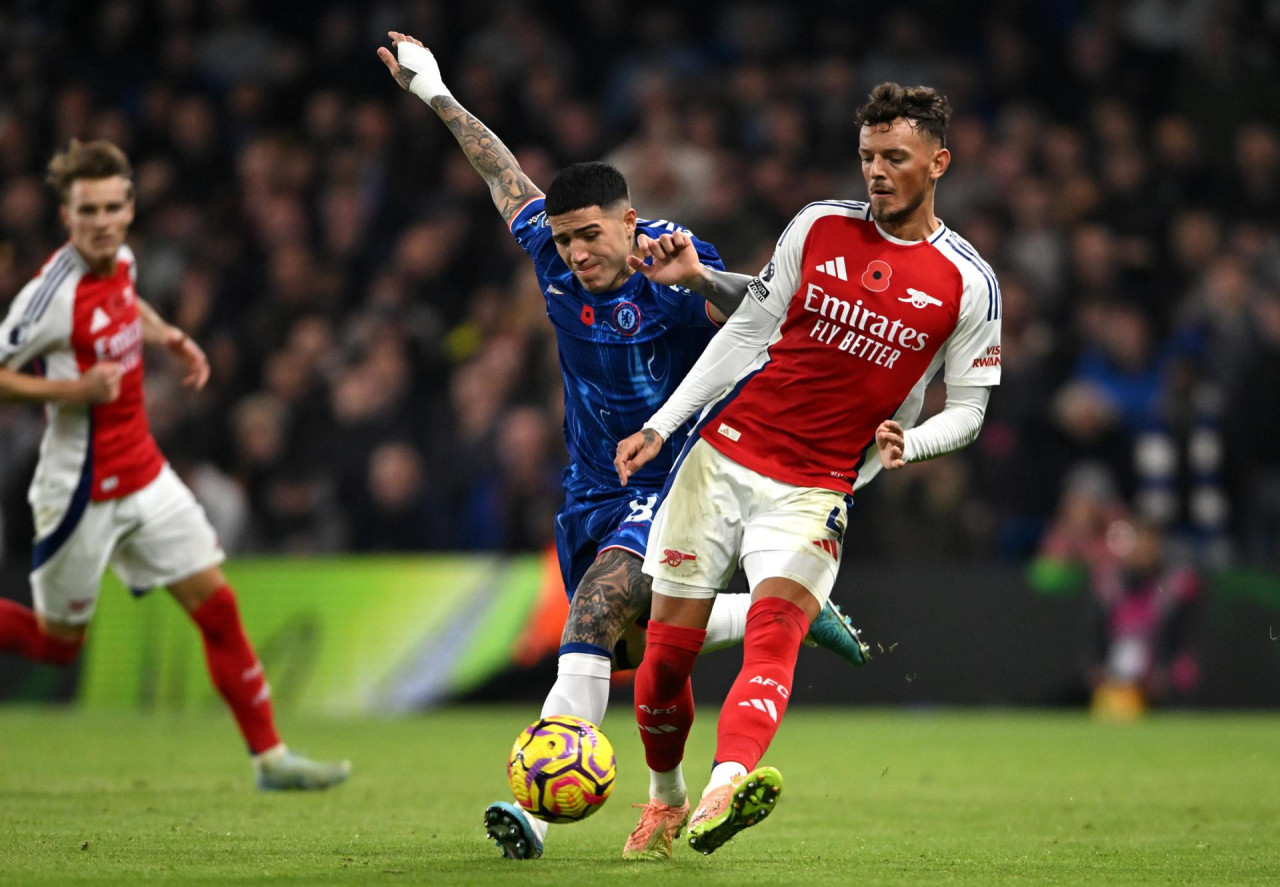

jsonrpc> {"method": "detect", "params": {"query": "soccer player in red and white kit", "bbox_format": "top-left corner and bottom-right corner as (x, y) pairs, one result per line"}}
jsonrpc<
(0, 140), (349, 790)
(613, 83), (1002, 855)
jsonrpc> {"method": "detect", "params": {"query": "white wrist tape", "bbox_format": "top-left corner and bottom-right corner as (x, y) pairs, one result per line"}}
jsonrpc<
(396, 41), (451, 102)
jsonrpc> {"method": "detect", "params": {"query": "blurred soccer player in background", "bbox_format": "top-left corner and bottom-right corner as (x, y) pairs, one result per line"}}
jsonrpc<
(377, 32), (869, 860)
(614, 83), (1002, 856)
(0, 140), (350, 791)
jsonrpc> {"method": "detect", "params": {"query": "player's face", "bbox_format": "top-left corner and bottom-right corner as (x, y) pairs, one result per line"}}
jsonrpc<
(548, 204), (638, 293)
(859, 118), (949, 227)
(62, 176), (135, 274)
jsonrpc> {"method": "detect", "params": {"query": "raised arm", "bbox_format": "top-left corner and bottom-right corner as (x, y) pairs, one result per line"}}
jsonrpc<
(377, 32), (542, 226)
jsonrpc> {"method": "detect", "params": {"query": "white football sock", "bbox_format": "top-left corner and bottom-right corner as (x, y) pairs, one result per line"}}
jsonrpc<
(701, 592), (750, 653)
(650, 764), (687, 807)
(526, 651), (612, 844)
(704, 761), (747, 796)
(539, 652), (611, 724)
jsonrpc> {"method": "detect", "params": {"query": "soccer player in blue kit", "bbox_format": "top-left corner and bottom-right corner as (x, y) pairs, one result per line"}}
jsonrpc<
(378, 32), (868, 859)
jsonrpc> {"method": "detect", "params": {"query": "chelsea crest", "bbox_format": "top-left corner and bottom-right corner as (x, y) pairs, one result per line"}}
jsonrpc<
(612, 301), (642, 336)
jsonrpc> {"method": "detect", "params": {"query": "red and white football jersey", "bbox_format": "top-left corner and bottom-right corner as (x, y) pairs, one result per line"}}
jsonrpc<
(698, 200), (1001, 494)
(0, 243), (165, 514)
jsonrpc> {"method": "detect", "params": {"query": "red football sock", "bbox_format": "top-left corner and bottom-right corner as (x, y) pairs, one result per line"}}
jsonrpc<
(634, 620), (706, 773)
(0, 598), (82, 665)
(716, 597), (810, 770)
(189, 586), (281, 755)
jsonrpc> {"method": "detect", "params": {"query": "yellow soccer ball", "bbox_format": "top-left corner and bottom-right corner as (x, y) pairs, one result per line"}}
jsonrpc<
(507, 715), (616, 823)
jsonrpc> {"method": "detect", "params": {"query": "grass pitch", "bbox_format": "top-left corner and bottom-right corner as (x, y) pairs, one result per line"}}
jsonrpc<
(0, 706), (1276, 885)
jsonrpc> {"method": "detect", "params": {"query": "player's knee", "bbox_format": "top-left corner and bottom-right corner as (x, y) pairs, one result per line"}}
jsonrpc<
(169, 568), (229, 614)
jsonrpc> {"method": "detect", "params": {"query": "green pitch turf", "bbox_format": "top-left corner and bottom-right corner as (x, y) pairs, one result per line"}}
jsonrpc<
(0, 707), (1276, 885)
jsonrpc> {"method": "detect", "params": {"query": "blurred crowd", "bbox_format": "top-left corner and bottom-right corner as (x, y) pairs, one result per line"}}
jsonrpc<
(0, 0), (1278, 571)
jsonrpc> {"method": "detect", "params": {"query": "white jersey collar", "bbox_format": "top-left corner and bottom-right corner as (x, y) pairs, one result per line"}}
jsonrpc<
(871, 218), (949, 246)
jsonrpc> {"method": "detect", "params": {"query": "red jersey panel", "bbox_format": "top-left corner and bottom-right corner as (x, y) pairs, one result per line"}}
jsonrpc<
(697, 202), (1000, 494)
(70, 259), (165, 500)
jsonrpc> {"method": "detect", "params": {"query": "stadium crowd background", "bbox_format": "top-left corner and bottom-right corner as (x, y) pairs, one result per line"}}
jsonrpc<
(0, 0), (1277, 575)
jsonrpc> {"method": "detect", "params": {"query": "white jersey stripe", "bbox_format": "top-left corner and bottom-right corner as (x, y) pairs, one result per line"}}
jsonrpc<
(24, 253), (75, 324)
(946, 234), (999, 319)
(946, 234), (999, 321)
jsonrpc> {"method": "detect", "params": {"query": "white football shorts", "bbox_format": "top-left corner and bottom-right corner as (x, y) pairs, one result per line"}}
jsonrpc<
(31, 464), (225, 625)
(642, 437), (849, 606)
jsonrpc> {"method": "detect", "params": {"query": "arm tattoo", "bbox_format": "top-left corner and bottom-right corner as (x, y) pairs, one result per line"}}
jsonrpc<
(641, 428), (661, 450)
(695, 268), (752, 318)
(429, 96), (542, 224)
(561, 548), (653, 652)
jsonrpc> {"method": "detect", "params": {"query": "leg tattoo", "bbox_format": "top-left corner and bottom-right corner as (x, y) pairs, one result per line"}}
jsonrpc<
(562, 549), (653, 654)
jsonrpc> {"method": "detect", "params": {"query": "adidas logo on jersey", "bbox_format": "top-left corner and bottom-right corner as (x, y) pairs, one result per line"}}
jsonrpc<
(717, 422), (741, 442)
(815, 256), (848, 281)
(90, 307), (111, 333)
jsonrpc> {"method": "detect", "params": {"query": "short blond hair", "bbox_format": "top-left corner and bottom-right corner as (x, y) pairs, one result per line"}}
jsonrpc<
(46, 139), (133, 204)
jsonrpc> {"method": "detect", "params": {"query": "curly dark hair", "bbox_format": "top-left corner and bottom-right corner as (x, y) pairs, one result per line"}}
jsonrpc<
(854, 83), (952, 148)
(46, 139), (133, 203)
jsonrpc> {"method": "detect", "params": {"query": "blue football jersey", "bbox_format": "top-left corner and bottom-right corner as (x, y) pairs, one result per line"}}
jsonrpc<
(510, 197), (724, 491)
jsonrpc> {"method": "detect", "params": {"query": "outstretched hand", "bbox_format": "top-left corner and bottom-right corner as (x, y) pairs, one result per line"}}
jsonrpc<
(376, 32), (448, 100)
(376, 31), (422, 90)
(614, 428), (665, 486)
(626, 231), (704, 289)
(875, 419), (906, 469)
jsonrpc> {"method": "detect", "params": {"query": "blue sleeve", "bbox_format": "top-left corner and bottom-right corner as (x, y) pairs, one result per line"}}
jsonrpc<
(509, 197), (557, 267)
